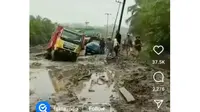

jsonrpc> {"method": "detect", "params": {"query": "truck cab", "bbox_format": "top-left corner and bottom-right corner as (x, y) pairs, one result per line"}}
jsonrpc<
(46, 25), (85, 61)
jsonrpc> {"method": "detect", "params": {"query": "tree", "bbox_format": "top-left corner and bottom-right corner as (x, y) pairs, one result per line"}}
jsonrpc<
(30, 15), (56, 46)
(126, 0), (170, 53)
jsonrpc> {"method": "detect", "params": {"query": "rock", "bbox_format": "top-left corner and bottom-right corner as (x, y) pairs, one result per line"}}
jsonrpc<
(88, 89), (95, 92)
(80, 97), (86, 101)
(99, 72), (109, 82)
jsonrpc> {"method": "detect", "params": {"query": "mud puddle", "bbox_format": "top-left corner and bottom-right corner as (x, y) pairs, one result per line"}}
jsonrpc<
(75, 70), (118, 112)
(30, 69), (55, 100)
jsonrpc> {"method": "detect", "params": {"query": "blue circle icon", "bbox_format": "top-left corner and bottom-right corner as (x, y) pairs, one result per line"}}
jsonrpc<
(35, 101), (50, 112)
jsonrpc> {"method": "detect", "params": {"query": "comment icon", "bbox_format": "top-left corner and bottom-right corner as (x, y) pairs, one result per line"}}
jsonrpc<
(153, 71), (164, 83)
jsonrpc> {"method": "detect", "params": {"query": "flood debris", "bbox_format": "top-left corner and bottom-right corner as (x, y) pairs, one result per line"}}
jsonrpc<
(30, 47), (170, 112)
(50, 91), (79, 105)
(78, 72), (92, 81)
(30, 93), (40, 112)
(119, 87), (135, 103)
(30, 62), (42, 67)
(99, 72), (109, 82)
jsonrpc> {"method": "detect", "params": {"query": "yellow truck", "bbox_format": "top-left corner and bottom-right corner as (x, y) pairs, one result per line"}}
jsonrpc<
(46, 26), (85, 61)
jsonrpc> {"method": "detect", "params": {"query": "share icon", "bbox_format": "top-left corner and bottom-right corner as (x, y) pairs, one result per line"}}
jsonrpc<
(154, 99), (164, 109)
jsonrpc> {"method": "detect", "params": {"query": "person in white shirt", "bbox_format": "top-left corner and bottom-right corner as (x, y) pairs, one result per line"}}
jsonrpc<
(113, 38), (119, 57)
(106, 38), (114, 58)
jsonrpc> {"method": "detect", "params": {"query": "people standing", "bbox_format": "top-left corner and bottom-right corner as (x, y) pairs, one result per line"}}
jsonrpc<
(115, 31), (121, 44)
(113, 38), (119, 57)
(134, 35), (142, 57)
(99, 38), (105, 54)
(106, 38), (114, 58)
(126, 34), (133, 56)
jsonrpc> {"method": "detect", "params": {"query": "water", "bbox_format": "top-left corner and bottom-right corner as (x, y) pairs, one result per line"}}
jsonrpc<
(76, 72), (116, 103)
(30, 69), (55, 100)
(30, 66), (118, 112)
(75, 71), (118, 112)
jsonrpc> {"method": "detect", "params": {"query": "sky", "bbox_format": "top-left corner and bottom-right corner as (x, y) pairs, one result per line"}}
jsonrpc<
(30, 0), (135, 27)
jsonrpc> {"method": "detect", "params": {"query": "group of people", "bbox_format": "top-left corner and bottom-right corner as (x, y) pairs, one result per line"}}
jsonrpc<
(98, 36), (120, 58)
(98, 32), (142, 58)
(123, 34), (142, 57)
(105, 37), (120, 58)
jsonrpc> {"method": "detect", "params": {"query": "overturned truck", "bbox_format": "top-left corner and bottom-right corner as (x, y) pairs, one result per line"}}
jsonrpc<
(45, 25), (85, 61)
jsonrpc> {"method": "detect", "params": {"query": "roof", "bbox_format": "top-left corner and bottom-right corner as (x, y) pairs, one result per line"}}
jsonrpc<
(63, 28), (82, 36)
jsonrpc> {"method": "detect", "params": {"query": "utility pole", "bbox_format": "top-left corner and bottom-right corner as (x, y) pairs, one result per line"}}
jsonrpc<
(85, 21), (89, 29)
(116, 0), (126, 33)
(105, 13), (111, 38)
(111, 0), (122, 38)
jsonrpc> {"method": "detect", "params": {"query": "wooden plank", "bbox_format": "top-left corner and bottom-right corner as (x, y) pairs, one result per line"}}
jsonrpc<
(119, 87), (135, 103)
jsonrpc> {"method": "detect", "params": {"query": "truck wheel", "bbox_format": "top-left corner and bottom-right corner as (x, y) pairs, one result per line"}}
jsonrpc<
(71, 54), (78, 62)
(51, 50), (57, 61)
(45, 51), (51, 59)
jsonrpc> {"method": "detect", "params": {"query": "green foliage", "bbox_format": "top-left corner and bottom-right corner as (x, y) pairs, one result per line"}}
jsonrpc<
(127, 0), (170, 53)
(30, 15), (56, 46)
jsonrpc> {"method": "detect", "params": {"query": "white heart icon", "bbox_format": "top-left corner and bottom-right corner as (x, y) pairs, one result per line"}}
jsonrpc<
(153, 45), (164, 55)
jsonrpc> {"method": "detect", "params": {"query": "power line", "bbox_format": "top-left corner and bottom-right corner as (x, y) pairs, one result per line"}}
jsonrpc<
(117, 0), (126, 33)
(111, 0), (122, 38)
(105, 13), (111, 37)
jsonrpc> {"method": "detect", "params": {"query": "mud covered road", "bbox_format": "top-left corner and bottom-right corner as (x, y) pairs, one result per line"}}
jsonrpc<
(30, 48), (170, 112)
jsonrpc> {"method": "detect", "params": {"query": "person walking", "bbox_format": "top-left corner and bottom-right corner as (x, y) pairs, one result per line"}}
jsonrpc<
(113, 38), (119, 57)
(99, 38), (105, 54)
(106, 37), (114, 58)
(115, 31), (122, 44)
(134, 35), (142, 57)
(126, 34), (133, 56)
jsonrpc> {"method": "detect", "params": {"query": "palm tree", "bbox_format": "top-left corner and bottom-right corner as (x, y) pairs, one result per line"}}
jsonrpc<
(125, 0), (141, 24)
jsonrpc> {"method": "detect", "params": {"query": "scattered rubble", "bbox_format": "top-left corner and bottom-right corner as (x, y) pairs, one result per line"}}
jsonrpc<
(30, 62), (42, 68)
(30, 49), (170, 112)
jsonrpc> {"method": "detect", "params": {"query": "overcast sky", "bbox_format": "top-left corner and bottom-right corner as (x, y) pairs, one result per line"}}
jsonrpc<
(30, 0), (135, 27)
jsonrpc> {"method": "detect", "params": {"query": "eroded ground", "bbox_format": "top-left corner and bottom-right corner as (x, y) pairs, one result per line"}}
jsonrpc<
(30, 48), (170, 112)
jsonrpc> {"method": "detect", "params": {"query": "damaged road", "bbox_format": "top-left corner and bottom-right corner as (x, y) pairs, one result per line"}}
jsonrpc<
(30, 48), (170, 112)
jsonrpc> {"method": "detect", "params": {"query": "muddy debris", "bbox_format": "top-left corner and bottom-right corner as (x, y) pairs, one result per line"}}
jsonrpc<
(30, 93), (40, 112)
(78, 72), (92, 81)
(30, 44), (47, 53)
(77, 56), (96, 62)
(30, 62), (42, 68)
(50, 91), (79, 105)
(30, 49), (170, 112)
